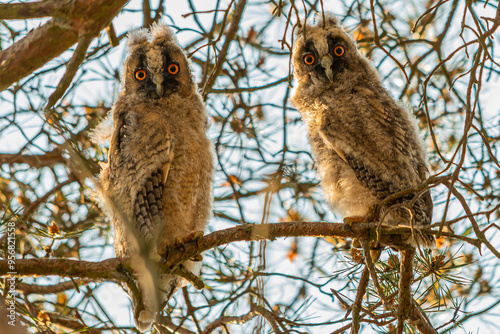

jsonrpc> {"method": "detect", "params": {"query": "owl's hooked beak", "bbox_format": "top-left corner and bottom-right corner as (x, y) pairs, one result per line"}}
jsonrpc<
(156, 84), (164, 97)
(153, 74), (164, 97)
(320, 55), (334, 82)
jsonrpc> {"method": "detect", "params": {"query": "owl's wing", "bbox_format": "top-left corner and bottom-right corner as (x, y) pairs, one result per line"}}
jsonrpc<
(108, 111), (172, 240)
(133, 168), (167, 240)
(318, 106), (425, 200)
(319, 101), (434, 243)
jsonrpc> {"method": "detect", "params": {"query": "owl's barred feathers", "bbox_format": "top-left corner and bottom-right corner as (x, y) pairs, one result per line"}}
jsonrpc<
(96, 23), (214, 332)
(292, 13), (435, 249)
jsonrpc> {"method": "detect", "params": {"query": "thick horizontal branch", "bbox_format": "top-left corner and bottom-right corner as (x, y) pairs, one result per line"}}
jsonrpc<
(0, 222), (357, 279)
(0, 221), (448, 281)
(0, 221), (469, 280)
(0, 0), (128, 92)
(162, 221), (358, 268)
(0, 0), (68, 20)
(0, 221), (474, 282)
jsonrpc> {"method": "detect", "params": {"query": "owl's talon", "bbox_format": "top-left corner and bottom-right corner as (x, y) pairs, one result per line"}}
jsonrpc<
(174, 236), (188, 252)
(184, 230), (204, 244)
(174, 231), (205, 251)
(344, 216), (363, 226)
(190, 254), (203, 262)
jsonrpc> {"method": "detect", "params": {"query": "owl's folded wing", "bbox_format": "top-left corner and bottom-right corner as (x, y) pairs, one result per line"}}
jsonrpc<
(319, 113), (434, 237)
(108, 111), (173, 240)
(133, 168), (166, 240)
(319, 120), (416, 200)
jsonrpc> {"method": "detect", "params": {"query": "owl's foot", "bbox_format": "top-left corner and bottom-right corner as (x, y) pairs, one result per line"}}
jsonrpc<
(169, 231), (205, 262)
(174, 236), (187, 251)
(174, 231), (205, 250)
(191, 254), (203, 262)
(185, 230), (205, 243)
(343, 216), (364, 226)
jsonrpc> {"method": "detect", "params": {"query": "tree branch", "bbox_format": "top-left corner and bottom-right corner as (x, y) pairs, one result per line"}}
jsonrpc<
(0, 0), (128, 92)
(45, 35), (93, 109)
(0, 221), (458, 280)
(0, 0), (68, 20)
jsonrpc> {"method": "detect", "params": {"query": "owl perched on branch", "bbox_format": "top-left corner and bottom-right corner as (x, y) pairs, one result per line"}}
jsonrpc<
(291, 14), (435, 249)
(96, 23), (214, 331)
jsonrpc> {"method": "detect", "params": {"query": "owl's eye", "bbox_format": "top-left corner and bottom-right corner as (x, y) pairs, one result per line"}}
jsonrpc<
(334, 46), (345, 57)
(303, 54), (315, 65)
(135, 70), (147, 81)
(168, 64), (179, 75)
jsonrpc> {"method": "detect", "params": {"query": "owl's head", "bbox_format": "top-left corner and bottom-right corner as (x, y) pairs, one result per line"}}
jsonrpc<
(122, 23), (195, 99)
(292, 13), (367, 90)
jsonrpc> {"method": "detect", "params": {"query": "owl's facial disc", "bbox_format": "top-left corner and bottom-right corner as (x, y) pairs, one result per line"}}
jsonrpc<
(300, 35), (348, 84)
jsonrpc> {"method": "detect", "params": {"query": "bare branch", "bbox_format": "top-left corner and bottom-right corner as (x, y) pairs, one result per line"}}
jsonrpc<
(0, 0), (128, 92)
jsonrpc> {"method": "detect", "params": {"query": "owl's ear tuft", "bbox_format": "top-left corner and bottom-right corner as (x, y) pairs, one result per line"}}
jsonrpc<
(295, 12), (341, 38)
(128, 28), (150, 46)
(150, 22), (178, 44)
(317, 12), (341, 28)
(128, 28), (149, 47)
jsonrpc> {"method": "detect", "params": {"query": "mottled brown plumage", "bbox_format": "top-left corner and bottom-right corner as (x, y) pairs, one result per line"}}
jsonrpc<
(291, 14), (435, 249)
(96, 23), (214, 331)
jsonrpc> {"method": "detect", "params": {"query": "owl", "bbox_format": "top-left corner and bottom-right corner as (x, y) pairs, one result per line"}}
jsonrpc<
(96, 23), (214, 332)
(291, 14), (435, 249)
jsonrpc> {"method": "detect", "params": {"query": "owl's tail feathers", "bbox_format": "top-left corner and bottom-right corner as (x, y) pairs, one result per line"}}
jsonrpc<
(130, 259), (203, 332)
(129, 255), (159, 333)
(157, 259), (203, 308)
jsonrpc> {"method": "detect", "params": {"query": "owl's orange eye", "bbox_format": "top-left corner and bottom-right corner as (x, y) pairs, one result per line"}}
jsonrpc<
(168, 64), (179, 75)
(135, 69), (147, 81)
(303, 54), (315, 65)
(334, 46), (345, 57)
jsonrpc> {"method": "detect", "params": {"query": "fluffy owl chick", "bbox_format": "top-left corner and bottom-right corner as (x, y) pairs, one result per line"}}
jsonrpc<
(291, 14), (435, 249)
(97, 23), (214, 331)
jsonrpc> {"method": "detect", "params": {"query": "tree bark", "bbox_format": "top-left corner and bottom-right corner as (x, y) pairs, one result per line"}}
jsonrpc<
(0, 0), (129, 92)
